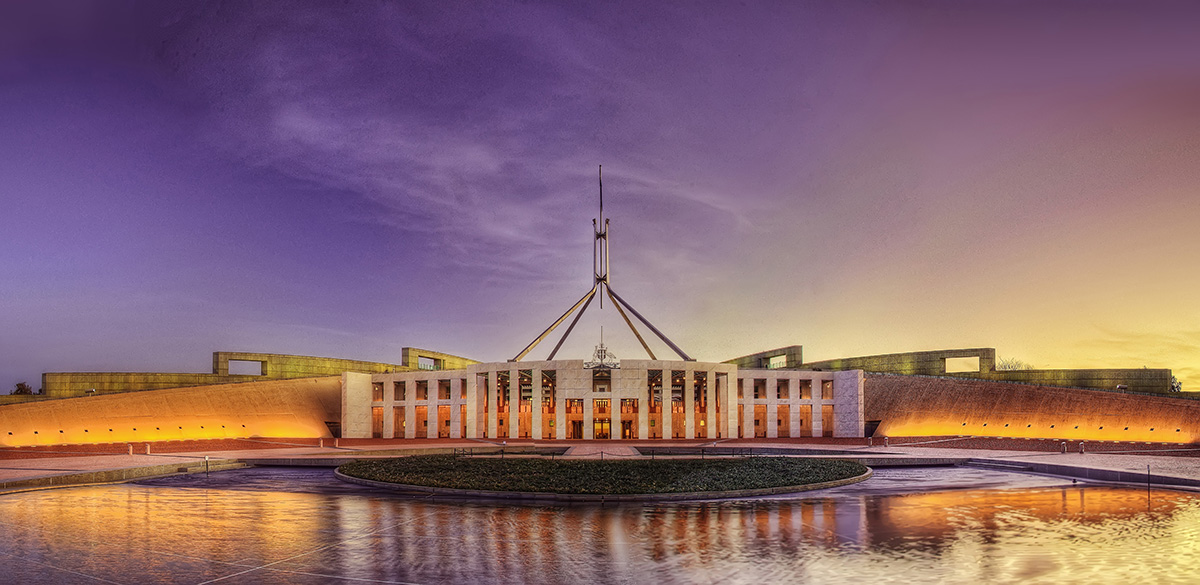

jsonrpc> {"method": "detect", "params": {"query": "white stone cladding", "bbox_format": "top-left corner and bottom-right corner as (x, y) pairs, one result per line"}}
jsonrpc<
(342, 360), (864, 440)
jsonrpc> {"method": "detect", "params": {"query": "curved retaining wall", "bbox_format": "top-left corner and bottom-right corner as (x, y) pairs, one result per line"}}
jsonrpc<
(0, 377), (342, 447)
(866, 374), (1200, 443)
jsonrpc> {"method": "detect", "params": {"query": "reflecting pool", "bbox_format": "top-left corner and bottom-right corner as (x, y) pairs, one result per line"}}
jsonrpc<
(1, 467), (1198, 584)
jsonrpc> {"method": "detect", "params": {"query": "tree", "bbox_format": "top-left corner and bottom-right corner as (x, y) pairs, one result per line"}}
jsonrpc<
(1172, 376), (1183, 393)
(996, 357), (1033, 371)
(12, 382), (34, 395)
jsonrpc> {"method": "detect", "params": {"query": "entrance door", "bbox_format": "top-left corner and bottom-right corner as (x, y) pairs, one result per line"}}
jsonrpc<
(621, 420), (633, 440)
(594, 419), (610, 440)
(570, 420), (583, 439)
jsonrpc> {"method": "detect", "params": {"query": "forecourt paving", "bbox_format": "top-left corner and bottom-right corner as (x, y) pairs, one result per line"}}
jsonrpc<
(6, 439), (1200, 494)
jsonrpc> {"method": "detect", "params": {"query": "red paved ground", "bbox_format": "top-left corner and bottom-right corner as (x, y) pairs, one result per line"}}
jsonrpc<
(5, 434), (1199, 460)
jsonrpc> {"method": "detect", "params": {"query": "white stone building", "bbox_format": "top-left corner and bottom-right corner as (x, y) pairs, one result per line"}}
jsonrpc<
(341, 360), (864, 440)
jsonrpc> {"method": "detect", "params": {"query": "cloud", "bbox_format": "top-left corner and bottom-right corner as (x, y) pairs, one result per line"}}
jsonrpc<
(140, 2), (653, 284)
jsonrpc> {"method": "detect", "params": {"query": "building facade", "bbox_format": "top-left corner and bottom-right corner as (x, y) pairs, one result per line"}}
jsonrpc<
(341, 360), (865, 440)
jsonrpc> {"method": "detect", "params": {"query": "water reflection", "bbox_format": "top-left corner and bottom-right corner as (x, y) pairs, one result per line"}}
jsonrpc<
(1, 478), (1198, 584)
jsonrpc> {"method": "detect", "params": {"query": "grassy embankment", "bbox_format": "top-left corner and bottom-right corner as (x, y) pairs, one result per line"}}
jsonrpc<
(339, 455), (867, 494)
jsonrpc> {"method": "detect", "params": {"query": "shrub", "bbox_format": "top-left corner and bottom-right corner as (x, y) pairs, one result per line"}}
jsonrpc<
(339, 455), (866, 494)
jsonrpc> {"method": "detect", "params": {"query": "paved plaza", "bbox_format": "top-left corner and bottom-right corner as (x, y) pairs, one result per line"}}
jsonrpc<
(5, 438), (1200, 495)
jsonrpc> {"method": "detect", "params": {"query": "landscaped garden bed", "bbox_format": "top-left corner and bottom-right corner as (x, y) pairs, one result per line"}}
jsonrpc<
(337, 455), (868, 496)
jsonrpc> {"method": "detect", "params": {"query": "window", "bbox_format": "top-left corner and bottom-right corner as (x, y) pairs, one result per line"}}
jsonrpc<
(767, 355), (786, 369)
(945, 356), (980, 373)
(228, 360), (264, 376)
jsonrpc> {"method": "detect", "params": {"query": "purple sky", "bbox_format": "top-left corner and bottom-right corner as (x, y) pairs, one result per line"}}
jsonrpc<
(3, 1), (1200, 392)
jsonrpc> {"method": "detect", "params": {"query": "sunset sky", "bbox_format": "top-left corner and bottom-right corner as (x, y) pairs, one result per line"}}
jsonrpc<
(2, 1), (1198, 392)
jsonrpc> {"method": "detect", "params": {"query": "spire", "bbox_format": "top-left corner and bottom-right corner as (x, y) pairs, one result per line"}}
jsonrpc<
(511, 167), (693, 362)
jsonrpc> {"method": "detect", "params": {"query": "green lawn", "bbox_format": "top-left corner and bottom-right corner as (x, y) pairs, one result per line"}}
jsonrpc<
(338, 455), (867, 495)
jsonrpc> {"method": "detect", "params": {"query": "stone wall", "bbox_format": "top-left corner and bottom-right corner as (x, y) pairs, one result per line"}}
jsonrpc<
(724, 345), (803, 369)
(400, 348), (480, 371)
(1, 376), (342, 447)
(803, 348), (1172, 394)
(865, 374), (1200, 443)
(40, 350), (425, 398)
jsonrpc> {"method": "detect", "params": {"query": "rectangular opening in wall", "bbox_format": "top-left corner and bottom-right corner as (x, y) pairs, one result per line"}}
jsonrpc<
(417, 356), (438, 371)
(945, 356), (981, 373)
(228, 360), (264, 376)
(767, 355), (786, 369)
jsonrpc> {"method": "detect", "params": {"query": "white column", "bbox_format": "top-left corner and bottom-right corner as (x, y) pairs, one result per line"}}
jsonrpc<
(405, 400), (416, 439)
(684, 369), (695, 439)
(724, 373), (738, 439)
(584, 398), (594, 439)
(383, 385), (395, 439)
(486, 372), (497, 439)
(450, 378), (463, 439)
(767, 375), (779, 439)
(789, 375), (801, 439)
(508, 368), (520, 439)
(741, 377), (754, 438)
(611, 396), (621, 440)
(811, 377), (824, 437)
(556, 393), (566, 440)
(700, 371), (710, 436)
(531, 368), (543, 440)
(465, 374), (479, 439)
(662, 370), (674, 439)
(426, 379), (438, 439)
(638, 395), (649, 440)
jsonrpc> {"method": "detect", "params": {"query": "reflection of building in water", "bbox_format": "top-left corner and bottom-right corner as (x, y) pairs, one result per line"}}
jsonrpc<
(3, 482), (1196, 583)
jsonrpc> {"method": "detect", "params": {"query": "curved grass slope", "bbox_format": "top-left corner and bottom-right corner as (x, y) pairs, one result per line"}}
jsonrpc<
(339, 455), (867, 495)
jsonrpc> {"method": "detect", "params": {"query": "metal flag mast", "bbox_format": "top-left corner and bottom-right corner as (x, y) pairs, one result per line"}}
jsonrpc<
(511, 166), (694, 362)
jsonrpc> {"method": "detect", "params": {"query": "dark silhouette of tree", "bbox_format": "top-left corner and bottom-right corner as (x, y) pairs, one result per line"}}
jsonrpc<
(996, 357), (1033, 371)
(12, 382), (34, 395)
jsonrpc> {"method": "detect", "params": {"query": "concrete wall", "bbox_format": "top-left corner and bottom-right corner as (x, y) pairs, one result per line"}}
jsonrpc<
(40, 351), (419, 398)
(0, 395), (54, 406)
(724, 345), (803, 369)
(41, 373), (267, 398)
(865, 374), (1200, 443)
(985, 368), (1172, 394)
(400, 347), (479, 371)
(802, 348), (1172, 394)
(1, 377), (342, 447)
(213, 352), (407, 377)
(804, 348), (997, 375)
(341, 372), (374, 440)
